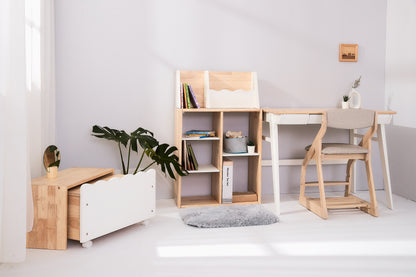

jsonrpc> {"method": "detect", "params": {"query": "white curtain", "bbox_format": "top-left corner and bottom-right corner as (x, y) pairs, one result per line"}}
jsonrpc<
(26, 0), (56, 179)
(0, 0), (55, 263)
(0, 0), (30, 263)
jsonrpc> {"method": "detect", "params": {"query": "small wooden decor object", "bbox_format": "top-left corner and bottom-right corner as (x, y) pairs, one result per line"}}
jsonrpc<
(339, 44), (358, 62)
(47, 166), (58, 179)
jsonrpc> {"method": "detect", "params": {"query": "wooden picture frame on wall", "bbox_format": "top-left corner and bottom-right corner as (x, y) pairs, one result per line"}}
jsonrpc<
(339, 44), (358, 62)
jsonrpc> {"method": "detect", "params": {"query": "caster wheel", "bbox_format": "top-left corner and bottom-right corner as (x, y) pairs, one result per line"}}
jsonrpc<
(82, 241), (93, 248)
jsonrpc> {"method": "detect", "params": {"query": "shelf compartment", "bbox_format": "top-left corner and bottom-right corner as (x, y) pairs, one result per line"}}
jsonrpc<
(181, 195), (220, 208)
(232, 191), (258, 203)
(222, 152), (260, 157)
(187, 164), (220, 174)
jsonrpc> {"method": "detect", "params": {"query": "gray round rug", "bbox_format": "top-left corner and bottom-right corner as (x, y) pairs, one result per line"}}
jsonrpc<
(180, 204), (279, 228)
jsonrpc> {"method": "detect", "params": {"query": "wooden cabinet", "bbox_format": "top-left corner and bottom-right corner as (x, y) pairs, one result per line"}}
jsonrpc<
(28, 167), (156, 249)
(27, 167), (114, 250)
(174, 109), (262, 208)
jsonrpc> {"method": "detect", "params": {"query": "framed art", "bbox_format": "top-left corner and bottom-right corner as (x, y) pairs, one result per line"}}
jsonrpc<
(339, 44), (358, 62)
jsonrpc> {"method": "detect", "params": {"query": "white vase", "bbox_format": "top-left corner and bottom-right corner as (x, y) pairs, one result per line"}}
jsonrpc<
(349, 88), (361, 109)
(341, 101), (349, 109)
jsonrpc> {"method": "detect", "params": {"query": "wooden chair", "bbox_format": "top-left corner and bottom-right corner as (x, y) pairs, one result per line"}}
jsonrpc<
(299, 109), (378, 219)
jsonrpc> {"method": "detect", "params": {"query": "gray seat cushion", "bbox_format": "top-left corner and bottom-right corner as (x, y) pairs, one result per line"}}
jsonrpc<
(305, 143), (369, 154)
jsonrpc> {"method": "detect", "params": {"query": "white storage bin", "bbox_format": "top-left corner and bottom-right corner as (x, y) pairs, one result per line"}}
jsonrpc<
(224, 136), (248, 153)
(68, 169), (156, 247)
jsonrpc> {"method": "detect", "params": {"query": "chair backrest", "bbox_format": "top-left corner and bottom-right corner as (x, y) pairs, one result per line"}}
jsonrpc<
(326, 109), (375, 129)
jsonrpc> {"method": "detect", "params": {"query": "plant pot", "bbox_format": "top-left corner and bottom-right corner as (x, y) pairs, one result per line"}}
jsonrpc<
(247, 145), (255, 154)
(341, 101), (349, 109)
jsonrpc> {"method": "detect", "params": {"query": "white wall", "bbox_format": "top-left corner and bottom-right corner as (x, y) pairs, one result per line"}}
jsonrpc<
(55, 0), (388, 198)
(385, 0), (416, 128)
(385, 0), (416, 200)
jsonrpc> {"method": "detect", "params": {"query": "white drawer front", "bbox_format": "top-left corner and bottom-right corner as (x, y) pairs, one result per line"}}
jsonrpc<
(279, 114), (309, 124)
(378, 114), (393, 124)
(80, 170), (156, 243)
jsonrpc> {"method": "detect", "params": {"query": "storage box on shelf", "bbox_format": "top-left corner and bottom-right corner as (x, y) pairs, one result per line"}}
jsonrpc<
(174, 70), (262, 208)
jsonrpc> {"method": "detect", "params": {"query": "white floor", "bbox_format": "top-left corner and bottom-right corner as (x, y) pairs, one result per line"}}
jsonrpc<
(1, 192), (416, 277)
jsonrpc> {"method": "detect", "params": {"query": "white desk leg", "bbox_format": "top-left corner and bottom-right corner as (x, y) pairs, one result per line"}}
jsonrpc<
(269, 118), (281, 216)
(377, 124), (394, 209)
(349, 129), (358, 193)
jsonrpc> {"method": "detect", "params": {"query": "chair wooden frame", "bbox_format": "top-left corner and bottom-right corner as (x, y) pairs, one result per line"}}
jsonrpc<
(299, 111), (378, 219)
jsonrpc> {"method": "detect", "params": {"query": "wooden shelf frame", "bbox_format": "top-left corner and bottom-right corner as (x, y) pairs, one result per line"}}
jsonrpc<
(174, 108), (262, 208)
(174, 70), (262, 208)
(182, 136), (220, 141)
(222, 152), (260, 157)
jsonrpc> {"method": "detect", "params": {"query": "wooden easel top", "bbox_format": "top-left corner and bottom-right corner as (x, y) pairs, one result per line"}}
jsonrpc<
(31, 167), (114, 190)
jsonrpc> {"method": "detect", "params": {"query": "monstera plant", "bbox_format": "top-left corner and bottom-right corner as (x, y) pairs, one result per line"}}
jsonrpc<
(92, 125), (186, 179)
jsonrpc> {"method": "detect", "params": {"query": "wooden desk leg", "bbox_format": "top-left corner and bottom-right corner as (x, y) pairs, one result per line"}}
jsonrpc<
(349, 129), (358, 193)
(27, 185), (68, 250)
(377, 124), (394, 209)
(269, 116), (281, 215)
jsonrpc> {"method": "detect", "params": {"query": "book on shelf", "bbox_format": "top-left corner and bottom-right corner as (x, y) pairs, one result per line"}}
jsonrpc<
(222, 158), (233, 203)
(182, 140), (188, 170)
(188, 144), (194, 170)
(187, 145), (194, 170)
(182, 83), (187, 108)
(177, 82), (200, 109)
(185, 130), (216, 137)
(187, 144), (199, 170)
(182, 142), (199, 171)
(180, 82), (184, 109)
(188, 150), (194, 170)
(187, 84), (200, 108)
(183, 83), (192, 109)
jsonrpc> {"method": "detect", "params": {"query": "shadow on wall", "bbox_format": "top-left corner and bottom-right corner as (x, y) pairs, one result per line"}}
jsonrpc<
(207, 0), (335, 51)
(386, 125), (416, 201)
(259, 80), (305, 108)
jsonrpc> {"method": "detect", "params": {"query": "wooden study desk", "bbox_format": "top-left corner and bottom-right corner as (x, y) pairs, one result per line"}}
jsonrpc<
(262, 108), (396, 215)
(27, 167), (114, 250)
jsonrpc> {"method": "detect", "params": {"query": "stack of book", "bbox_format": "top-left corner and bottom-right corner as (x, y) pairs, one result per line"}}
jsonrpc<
(185, 130), (216, 138)
(180, 83), (200, 109)
(182, 141), (199, 171)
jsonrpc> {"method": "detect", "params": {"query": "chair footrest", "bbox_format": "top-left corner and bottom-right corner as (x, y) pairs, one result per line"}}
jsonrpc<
(304, 181), (349, 187)
(305, 195), (370, 209)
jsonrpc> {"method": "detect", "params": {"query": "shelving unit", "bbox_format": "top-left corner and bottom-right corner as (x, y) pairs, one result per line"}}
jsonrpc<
(174, 71), (262, 208)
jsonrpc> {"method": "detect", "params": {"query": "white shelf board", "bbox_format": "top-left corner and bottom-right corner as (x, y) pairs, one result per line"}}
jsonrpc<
(187, 164), (220, 174)
(182, 136), (220, 141)
(222, 152), (260, 157)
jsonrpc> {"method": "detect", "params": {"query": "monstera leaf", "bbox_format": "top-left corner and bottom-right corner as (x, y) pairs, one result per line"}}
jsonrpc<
(92, 125), (130, 173)
(130, 127), (158, 153)
(145, 143), (186, 179)
(92, 125), (130, 147)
